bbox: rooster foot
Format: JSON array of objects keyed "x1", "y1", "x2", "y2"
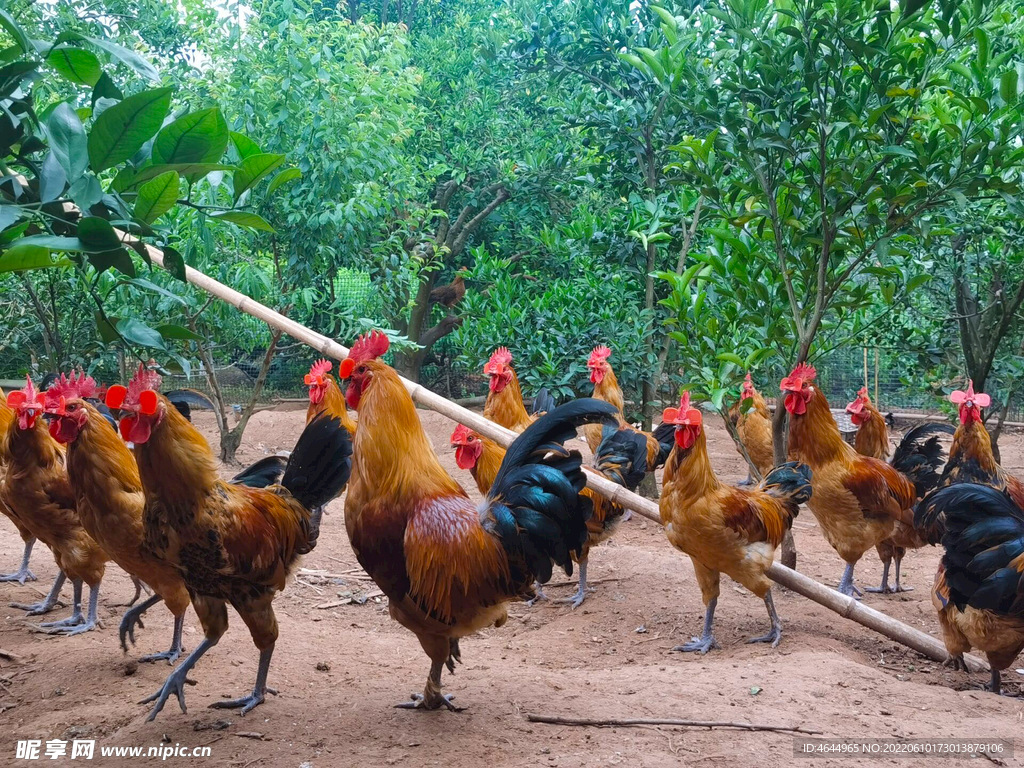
[
  {"x1": 943, "y1": 654, "x2": 968, "y2": 672},
  {"x1": 11, "y1": 599, "x2": 64, "y2": 616},
  {"x1": 865, "y1": 583, "x2": 913, "y2": 594},
  {"x1": 141, "y1": 666, "x2": 198, "y2": 720},
  {"x1": 555, "y1": 586, "x2": 592, "y2": 610},
  {"x1": 209, "y1": 687, "x2": 277, "y2": 716},
  {"x1": 672, "y1": 634, "x2": 719, "y2": 654},
  {"x1": 140, "y1": 647, "x2": 184, "y2": 665},
  {"x1": 395, "y1": 692, "x2": 464, "y2": 712},
  {"x1": 445, "y1": 639, "x2": 462, "y2": 674},
  {"x1": 746, "y1": 626, "x2": 782, "y2": 648},
  {"x1": 0, "y1": 567, "x2": 37, "y2": 584},
  {"x1": 35, "y1": 612, "x2": 97, "y2": 636},
  {"x1": 621, "y1": 509, "x2": 633, "y2": 522},
  {"x1": 525, "y1": 585, "x2": 549, "y2": 607}
]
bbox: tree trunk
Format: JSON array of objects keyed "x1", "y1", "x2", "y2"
[
  {"x1": 771, "y1": 397, "x2": 797, "y2": 569},
  {"x1": 641, "y1": 240, "x2": 657, "y2": 431},
  {"x1": 219, "y1": 327, "x2": 283, "y2": 463}
]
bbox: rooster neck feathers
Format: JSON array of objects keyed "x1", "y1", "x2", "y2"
[
  {"x1": 788, "y1": 386, "x2": 849, "y2": 465},
  {"x1": 664, "y1": 427, "x2": 720, "y2": 500},
  {"x1": 591, "y1": 365, "x2": 624, "y2": 415}
]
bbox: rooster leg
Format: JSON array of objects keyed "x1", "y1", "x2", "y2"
[
  {"x1": 837, "y1": 563, "x2": 862, "y2": 598},
  {"x1": 555, "y1": 559, "x2": 591, "y2": 609},
  {"x1": 397, "y1": 634, "x2": 464, "y2": 712},
  {"x1": 672, "y1": 597, "x2": 720, "y2": 654},
  {"x1": 39, "y1": 580, "x2": 101, "y2": 635},
  {"x1": 446, "y1": 638, "x2": 462, "y2": 674},
  {"x1": 525, "y1": 583, "x2": 549, "y2": 606},
  {"x1": 120, "y1": 593, "x2": 163, "y2": 651},
  {"x1": 11, "y1": 570, "x2": 65, "y2": 615},
  {"x1": 139, "y1": 613, "x2": 186, "y2": 665},
  {"x1": 746, "y1": 590, "x2": 783, "y2": 648},
  {"x1": 864, "y1": 560, "x2": 893, "y2": 594},
  {"x1": 988, "y1": 669, "x2": 1002, "y2": 695},
  {"x1": 209, "y1": 645, "x2": 276, "y2": 715},
  {"x1": 892, "y1": 550, "x2": 912, "y2": 592},
  {"x1": 122, "y1": 576, "x2": 153, "y2": 608},
  {"x1": 0, "y1": 538, "x2": 37, "y2": 584},
  {"x1": 142, "y1": 636, "x2": 218, "y2": 721},
  {"x1": 621, "y1": 509, "x2": 633, "y2": 522}
]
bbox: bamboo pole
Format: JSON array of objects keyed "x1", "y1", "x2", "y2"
[{"x1": 107, "y1": 227, "x2": 985, "y2": 671}]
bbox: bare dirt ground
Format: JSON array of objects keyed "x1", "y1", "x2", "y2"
[{"x1": 2, "y1": 407, "x2": 1024, "y2": 767}]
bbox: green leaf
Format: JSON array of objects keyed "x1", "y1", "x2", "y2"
[
  {"x1": 126, "y1": 277, "x2": 186, "y2": 306},
  {"x1": 999, "y1": 70, "x2": 1018, "y2": 104},
  {"x1": 39, "y1": 151, "x2": 66, "y2": 202},
  {"x1": 617, "y1": 53, "x2": 647, "y2": 72},
  {"x1": 0, "y1": 244, "x2": 70, "y2": 272},
  {"x1": 128, "y1": 163, "x2": 234, "y2": 187},
  {"x1": 229, "y1": 131, "x2": 261, "y2": 160},
  {"x1": 650, "y1": 6, "x2": 678, "y2": 32},
  {"x1": 156, "y1": 323, "x2": 203, "y2": 341},
  {"x1": 906, "y1": 273, "x2": 931, "y2": 292},
  {"x1": 15, "y1": 235, "x2": 89, "y2": 252},
  {"x1": 91, "y1": 72, "x2": 122, "y2": 105},
  {"x1": 133, "y1": 170, "x2": 179, "y2": 224},
  {"x1": 89, "y1": 247, "x2": 135, "y2": 276},
  {"x1": 882, "y1": 145, "x2": 915, "y2": 158},
  {"x1": 46, "y1": 45, "x2": 101, "y2": 86},
  {"x1": 82, "y1": 36, "x2": 159, "y2": 82},
  {"x1": 266, "y1": 167, "x2": 301, "y2": 196},
  {"x1": 46, "y1": 102, "x2": 88, "y2": 182},
  {"x1": 975, "y1": 28, "x2": 990, "y2": 71},
  {"x1": 87, "y1": 86, "x2": 172, "y2": 171},
  {"x1": 209, "y1": 211, "x2": 275, "y2": 232},
  {"x1": 161, "y1": 245, "x2": 187, "y2": 281},
  {"x1": 95, "y1": 312, "x2": 120, "y2": 344},
  {"x1": 233, "y1": 153, "x2": 285, "y2": 201},
  {"x1": 0, "y1": 10, "x2": 30, "y2": 54},
  {"x1": 77, "y1": 216, "x2": 122, "y2": 251},
  {"x1": 152, "y1": 107, "x2": 228, "y2": 165},
  {"x1": 716, "y1": 352, "x2": 746, "y2": 366},
  {"x1": 117, "y1": 317, "x2": 165, "y2": 349}
]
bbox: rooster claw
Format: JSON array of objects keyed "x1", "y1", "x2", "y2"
[
  {"x1": 943, "y1": 654, "x2": 968, "y2": 672},
  {"x1": 672, "y1": 634, "x2": 719, "y2": 654},
  {"x1": 11, "y1": 599, "x2": 64, "y2": 616},
  {"x1": 140, "y1": 648, "x2": 183, "y2": 665},
  {"x1": 209, "y1": 687, "x2": 276, "y2": 716},
  {"x1": 746, "y1": 627, "x2": 782, "y2": 648},
  {"x1": 395, "y1": 692, "x2": 463, "y2": 712},
  {"x1": 445, "y1": 639, "x2": 462, "y2": 674},
  {"x1": 0, "y1": 568, "x2": 37, "y2": 584},
  {"x1": 141, "y1": 670, "x2": 198, "y2": 721}
]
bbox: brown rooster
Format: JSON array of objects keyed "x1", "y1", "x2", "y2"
[
  {"x1": 451, "y1": 420, "x2": 647, "y2": 608},
  {"x1": 341, "y1": 330, "x2": 613, "y2": 709},
  {"x1": 2, "y1": 377, "x2": 108, "y2": 633},
  {"x1": 781, "y1": 364, "x2": 947, "y2": 597},
  {"x1": 105, "y1": 365, "x2": 352, "y2": 720},
  {"x1": 0, "y1": 384, "x2": 40, "y2": 584},
  {"x1": 728, "y1": 373, "x2": 774, "y2": 482},
  {"x1": 428, "y1": 269, "x2": 467, "y2": 308},
  {"x1": 481, "y1": 347, "x2": 553, "y2": 433},
  {"x1": 44, "y1": 371, "x2": 191, "y2": 662},
  {"x1": 660, "y1": 392, "x2": 812, "y2": 652}
]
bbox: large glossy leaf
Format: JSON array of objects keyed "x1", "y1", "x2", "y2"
[
  {"x1": 16, "y1": 235, "x2": 89, "y2": 252},
  {"x1": 156, "y1": 324, "x2": 203, "y2": 341},
  {"x1": 133, "y1": 170, "x2": 179, "y2": 224},
  {"x1": 91, "y1": 72, "x2": 122, "y2": 105},
  {"x1": 117, "y1": 317, "x2": 165, "y2": 349},
  {"x1": 233, "y1": 153, "x2": 285, "y2": 201},
  {"x1": 46, "y1": 45, "x2": 101, "y2": 86},
  {"x1": 78, "y1": 216, "x2": 123, "y2": 251},
  {"x1": 89, "y1": 247, "x2": 135, "y2": 276},
  {"x1": 39, "y1": 151, "x2": 66, "y2": 202},
  {"x1": 87, "y1": 86, "x2": 172, "y2": 171},
  {"x1": 210, "y1": 211, "x2": 275, "y2": 232},
  {"x1": 161, "y1": 245, "x2": 187, "y2": 282},
  {"x1": 152, "y1": 107, "x2": 228, "y2": 165},
  {"x1": 128, "y1": 163, "x2": 234, "y2": 187},
  {"x1": 0, "y1": 244, "x2": 70, "y2": 272},
  {"x1": 229, "y1": 131, "x2": 261, "y2": 160},
  {"x1": 266, "y1": 167, "x2": 301, "y2": 196},
  {"x1": 82, "y1": 36, "x2": 159, "y2": 82},
  {"x1": 46, "y1": 102, "x2": 88, "y2": 181},
  {"x1": 0, "y1": 10, "x2": 30, "y2": 54}
]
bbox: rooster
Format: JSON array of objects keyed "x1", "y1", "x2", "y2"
[
  {"x1": 917, "y1": 483, "x2": 1024, "y2": 694},
  {"x1": 660, "y1": 392, "x2": 812, "y2": 652},
  {"x1": 340, "y1": 330, "x2": 615, "y2": 710},
  {"x1": 781, "y1": 363, "x2": 948, "y2": 597},
  {"x1": 428, "y1": 269, "x2": 468, "y2": 308},
  {"x1": 2, "y1": 377, "x2": 108, "y2": 634},
  {"x1": 451, "y1": 421, "x2": 647, "y2": 608},
  {"x1": 43, "y1": 371, "x2": 191, "y2": 662},
  {"x1": 482, "y1": 347, "x2": 554, "y2": 433},
  {"x1": 0, "y1": 385, "x2": 39, "y2": 585},
  {"x1": 846, "y1": 388, "x2": 953, "y2": 593},
  {"x1": 727, "y1": 373, "x2": 775, "y2": 483},
  {"x1": 304, "y1": 358, "x2": 357, "y2": 435},
  {"x1": 105, "y1": 365, "x2": 352, "y2": 720}
]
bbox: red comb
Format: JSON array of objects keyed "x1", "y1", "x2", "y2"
[
  {"x1": 125, "y1": 363, "x2": 162, "y2": 406},
  {"x1": 662, "y1": 392, "x2": 702, "y2": 426},
  {"x1": 588, "y1": 346, "x2": 612, "y2": 365},
  {"x1": 348, "y1": 330, "x2": 390, "y2": 364},
  {"x1": 744, "y1": 373, "x2": 753, "y2": 384},
  {"x1": 857, "y1": 386, "x2": 868, "y2": 399},
  {"x1": 790, "y1": 362, "x2": 816, "y2": 382},
  {"x1": 46, "y1": 371, "x2": 98, "y2": 405},
  {"x1": 7, "y1": 376, "x2": 42, "y2": 410},
  {"x1": 451, "y1": 424, "x2": 472, "y2": 444},
  {"x1": 950, "y1": 380, "x2": 991, "y2": 408},
  {"x1": 305, "y1": 359, "x2": 332, "y2": 384},
  {"x1": 489, "y1": 347, "x2": 513, "y2": 367}
]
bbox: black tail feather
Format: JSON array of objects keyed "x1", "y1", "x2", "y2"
[
  {"x1": 594, "y1": 424, "x2": 648, "y2": 491},
  {"x1": 281, "y1": 413, "x2": 352, "y2": 513},
  {"x1": 484, "y1": 399, "x2": 617, "y2": 586},
  {"x1": 531, "y1": 388, "x2": 557, "y2": 415},
  {"x1": 651, "y1": 421, "x2": 676, "y2": 469},
  {"x1": 760, "y1": 461, "x2": 813, "y2": 509},
  {"x1": 890, "y1": 421, "x2": 954, "y2": 498},
  {"x1": 164, "y1": 389, "x2": 216, "y2": 423},
  {"x1": 230, "y1": 454, "x2": 289, "y2": 488}
]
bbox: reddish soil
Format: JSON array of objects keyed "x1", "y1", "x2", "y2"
[{"x1": 2, "y1": 408, "x2": 1024, "y2": 767}]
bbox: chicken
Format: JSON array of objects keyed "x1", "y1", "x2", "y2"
[
  {"x1": 781, "y1": 363, "x2": 948, "y2": 597},
  {"x1": 2, "y1": 377, "x2": 108, "y2": 634},
  {"x1": 105, "y1": 365, "x2": 352, "y2": 720},
  {"x1": 583, "y1": 345, "x2": 675, "y2": 491},
  {"x1": 482, "y1": 347, "x2": 553, "y2": 433},
  {"x1": 429, "y1": 269, "x2": 467, "y2": 308},
  {"x1": 340, "y1": 330, "x2": 614, "y2": 710},
  {"x1": 917, "y1": 483, "x2": 1024, "y2": 694},
  {"x1": 846, "y1": 388, "x2": 953, "y2": 593},
  {"x1": 43, "y1": 371, "x2": 191, "y2": 663},
  {"x1": 304, "y1": 358, "x2": 357, "y2": 434},
  {"x1": 451, "y1": 421, "x2": 647, "y2": 608},
  {"x1": 727, "y1": 373, "x2": 774, "y2": 482},
  {"x1": 660, "y1": 392, "x2": 812, "y2": 652},
  {"x1": 0, "y1": 384, "x2": 40, "y2": 584},
  {"x1": 846, "y1": 387, "x2": 890, "y2": 460}
]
